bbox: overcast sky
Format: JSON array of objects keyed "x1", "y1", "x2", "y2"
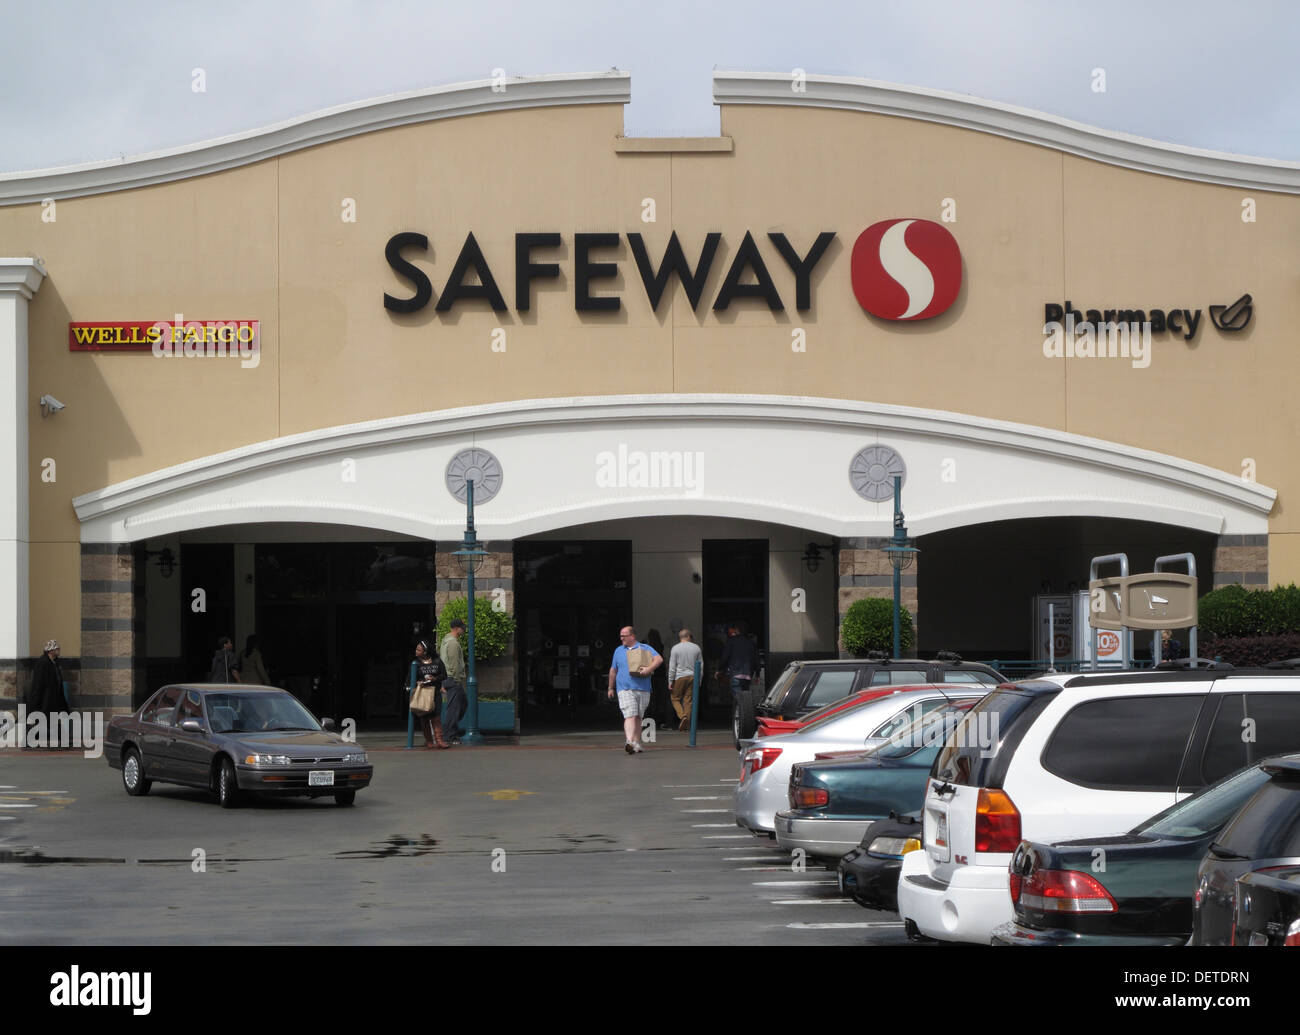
[{"x1": 1, "y1": 0, "x2": 1297, "y2": 173}]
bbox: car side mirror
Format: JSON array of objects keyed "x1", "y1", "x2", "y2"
[
  {"x1": 180, "y1": 719, "x2": 206, "y2": 734},
  {"x1": 321, "y1": 717, "x2": 337, "y2": 732}
]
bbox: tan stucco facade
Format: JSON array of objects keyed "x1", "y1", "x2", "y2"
[{"x1": 1, "y1": 74, "x2": 1295, "y2": 663}]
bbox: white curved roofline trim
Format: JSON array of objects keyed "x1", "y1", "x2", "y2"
[
  {"x1": 0, "y1": 72, "x2": 630, "y2": 206},
  {"x1": 713, "y1": 71, "x2": 1300, "y2": 194},
  {"x1": 72, "y1": 394, "x2": 1276, "y2": 523}
]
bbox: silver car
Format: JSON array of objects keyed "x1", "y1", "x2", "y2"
[{"x1": 733, "y1": 686, "x2": 973, "y2": 838}]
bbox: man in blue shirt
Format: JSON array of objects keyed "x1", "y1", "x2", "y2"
[{"x1": 607, "y1": 625, "x2": 663, "y2": 754}]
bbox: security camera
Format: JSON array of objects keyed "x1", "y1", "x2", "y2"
[{"x1": 39, "y1": 394, "x2": 66, "y2": 416}]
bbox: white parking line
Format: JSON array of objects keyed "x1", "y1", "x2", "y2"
[
  {"x1": 737, "y1": 866, "x2": 789, "y2": 871},
  {"x1": 663, "y1": 784, "x2": 737, "y2": 788},
  {"x1": 692, "y1": 823, "x2": 736, "y2": 828},
  {"x1": 769, "y1": 899, "x2": 856, "y2": 905},
  {"x1": 701, "y1": 835, "x2": 753, "y2": 839},
  {"x1": 673, "y1": 796, "x2": 727, "y2": 801},
  {"x1": 0, "y1": 804, "x2": 37, "y2": 809},
  {"x1": 680, "y1": 809, "x2": 730, "y2": 813},
  {"x1": 752, "y1": 880, "x2": 838, "y2": 887},
  {"x1": 787, "y1": 922, "x2": 904, "y2": 930},
  {"x1": 720, "y1": 778, "x2": 739, "y2": 782},
  {"x1": 723, "y1": 856, "x2": 791, "y2": 862},
  {"x1": 9, "y1": 790, "x2": 70, "y2": 795}
]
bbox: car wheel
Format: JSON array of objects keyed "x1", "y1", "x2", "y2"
[
  {"x1": 122, "y1": 747, "x2": 151, "y2": 797},
  {"x1": 216, "y1": 757, "x2": 241, "y2": 809},
  {"x1": 334, "y1": 790, "x2": 356, "y2": 806},
  {"x1": 733, "y1": 688, "x2": 758, "y2": 749},
  {"x1": 904, "y1": 918, "x2": 937, "y2": 944}
]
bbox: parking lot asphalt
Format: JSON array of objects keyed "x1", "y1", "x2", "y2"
[{"x1": 0, "y1": 728, "x2": 908, "y2": 945}]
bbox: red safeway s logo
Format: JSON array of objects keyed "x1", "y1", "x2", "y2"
[{"x1": 850, "y1": 218, "x2": 962, "y2": 321}]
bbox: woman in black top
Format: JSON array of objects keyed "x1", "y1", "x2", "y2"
[{"x1": 413, "y1": 640, "x2": 447, "y2": 749}]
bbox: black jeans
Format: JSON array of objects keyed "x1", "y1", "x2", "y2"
[{"x1": 442, "y1": 678, "x2": 467, "y2": 737}]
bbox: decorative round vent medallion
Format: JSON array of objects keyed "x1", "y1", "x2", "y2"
[
  {"x1": 446, "y1": 448, "x2": 503, "y2": 504},
  {"x1": 849, "y1": 445, "x2": 906, "y2": 502}
]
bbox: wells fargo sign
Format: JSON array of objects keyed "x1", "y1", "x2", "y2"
[{"x1": 68, "y1": 319, "x2": 260, "y2": 353}]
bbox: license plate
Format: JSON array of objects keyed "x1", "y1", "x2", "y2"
[
  {"x1": 308, "y1": 770, "x2": 335, "y2": 787},
  {"x1": 1248, "y1": 932, "x2": 1269, "y2": 946},
  {"x1": 837, "y1": 870, "x2": 844, "y2": 894},
  {"x1": 926, "y1": 807, "x2": 950, "y2": 862}
]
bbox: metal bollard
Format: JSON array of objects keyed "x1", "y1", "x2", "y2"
[
  {"x1": 688, "y1": 657, "x2": 702, "y2": 747},
  {"x1": 405, "y1": 660, "x2": 418, "y2": 750}
]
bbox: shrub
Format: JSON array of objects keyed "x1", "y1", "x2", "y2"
[
  {"x1": 436, "y1": 596, "x2": 516, "y2": 663},
  {"x1": 1201, "y1": 633, "x2": 1300, "y2": 667},
  {"x1": 1199, "y1": 583, "x2": 1300, "y2": 637},
  {"x1": 841, "y1": 596, "x2": 914, "y2": 656}
]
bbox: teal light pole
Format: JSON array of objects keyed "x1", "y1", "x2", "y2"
[
  {"x1": 881, "y1": 475, "x2": 919, "y2": 658},
  {"x1": 453, "y1": 478, "x2": 488, "y2": 746}
]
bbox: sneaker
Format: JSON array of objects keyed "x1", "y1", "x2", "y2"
[
  {"x1": 631, "y1": 742, "x2": 644, "y2": 753},
  {"x1": 679, "y1": 717, "x2": 689, "y2": 731},
  {"x1": 624, "y1": 742, "x2": 635, "y2": 754}
]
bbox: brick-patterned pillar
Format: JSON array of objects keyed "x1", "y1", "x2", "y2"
[
  {"x1": 1213, "y1": 534, "x2": 1268, "y2": 589},
  {"x1": 436, "y1": 540, "x2": 516, "y2": 700},
  {"x1": 837, "y1": 536, "x2": 919, "y2": 658},
  {"x1": 80, "y1": 543, "x2": 138, "y2": 715}
]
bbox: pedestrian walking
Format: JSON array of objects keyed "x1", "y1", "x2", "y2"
[
  {"x1": 28, "y1": 639, "x2": 66, "y2": 746},
  {"x1": 208, "y1": 635, "x2": 242, "y2": 683},
  {"x1": 668, "y1": 627, "x2": 703, "y2": 731},
  {"x1": 240, "y1": 634, "x2": 271, "y2": 685},
  {"x1": 607, "y1": 625, "x2": 662, "y2": 753},
  {"x1": 718, "y1": 622, "x2": 758, "y2": 699},
  {"x1": 411, "y1": 639, "x2": 448, "y2": 748},
  {"x1": 440, "y1": 619, "x2": 468, "y2": 745}
]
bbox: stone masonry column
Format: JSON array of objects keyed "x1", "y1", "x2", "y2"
[
  {"x1": 0, "y1": 258, "x2": 46, "y2": 707},
  {"x1": 837, "y1": 536, "x2": 919, "y2": 658},
  {"x1": 80, "y1": 543, "x2": 138, "y2": 715},
  {"x1": 1213, "y1": 534, "x2": 1268, "y2": 589}
]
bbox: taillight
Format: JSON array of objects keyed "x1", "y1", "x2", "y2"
[
  {"x1": 975, "y1": 788, "x2": 1020, "y2": 853},
  {"x1": 792, "y1": 787, "x2": 829, "y2": 809},
  {"x1": 1018, "y1": 868, "x2": 1117, "y2": 914},
  {"x1": 740, "y1": 746, "x2": 782, "y2": 781},
  {"x1": 1286, "y1": 920, "x2": 1300, "y2": 946},
  {"x1": 1009, "y1": 871, "x2": 1022, "y2": 903}
]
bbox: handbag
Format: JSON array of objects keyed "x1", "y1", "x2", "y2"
[{"x1": 410, "y1": 682, "x2": 437, "y2": 715}]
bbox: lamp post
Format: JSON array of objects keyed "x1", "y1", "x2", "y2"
[
  {"x1": 452, "y1": 478, "x2": 488, "y2": 746},
  {"x1": 880, "y1": 475, "x2": 919, "y2": 658}
]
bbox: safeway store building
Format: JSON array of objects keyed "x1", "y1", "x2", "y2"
[{"x1": 1, "y1": 71, "x2": 1296, "y2": 729}]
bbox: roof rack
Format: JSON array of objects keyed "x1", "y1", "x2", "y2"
[{"x1": 933, "y1": 650, "x2": 964, "y2": 664}]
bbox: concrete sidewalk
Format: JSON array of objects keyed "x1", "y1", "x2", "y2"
[{"x1": 361, "y1": 724, "x2": 737, "y2": 750}]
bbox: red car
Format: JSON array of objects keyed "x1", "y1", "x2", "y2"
[{"x1": 754, "y1": 685, "x2": 953, "y2": 738}]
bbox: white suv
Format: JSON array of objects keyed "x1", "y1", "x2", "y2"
[{"x1": 897, "y1": 669, "x2": 1300, "y2": 944}]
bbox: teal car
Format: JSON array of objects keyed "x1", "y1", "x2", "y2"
[{"x1": 774, "y1": 701, "x2": 977, "y2": 863}]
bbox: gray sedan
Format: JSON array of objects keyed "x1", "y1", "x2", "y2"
[{"x1": 105, "y1": 684, "x2": 373, "y2": 807}]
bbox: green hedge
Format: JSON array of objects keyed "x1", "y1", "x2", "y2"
[
  {"x1": 1198, "y1": 583, "x2": 1300, "y2": 637},
  {"x1": 841, "y1": 596, "x2": 914, "y2": 656},
  {"x1": 435, "y1": 596, "x2": 516, "y2": 663}
]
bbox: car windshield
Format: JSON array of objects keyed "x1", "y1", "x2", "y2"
[
  {"x1": 873, "y1": 703, "x2": 974, "y2": 760},
  {"x1": 206, "y1": 693, "x2": 321, "y2": 734},
  {"x1": 1138, "y1": 763, "x2": 1273, "y2": 839}
]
